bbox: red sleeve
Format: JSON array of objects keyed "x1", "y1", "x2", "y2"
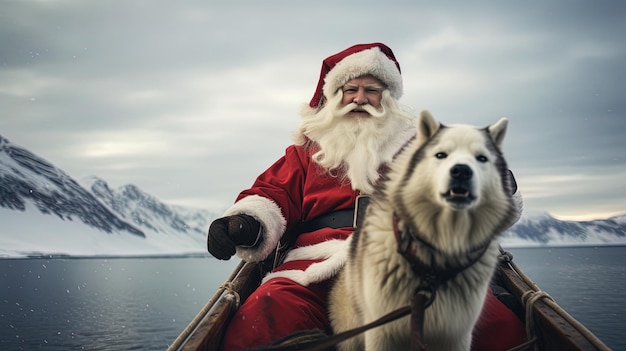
[{"x1": 236, "y1": 145, "x2": 308, "y2": 227}]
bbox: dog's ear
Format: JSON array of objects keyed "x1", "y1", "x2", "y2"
[
  {"x1": 488, "y1": 117, "x2": 508, "y2": 148},
  {"x1": 417, "y1": 110, "x2": 440, "y2": 144}
]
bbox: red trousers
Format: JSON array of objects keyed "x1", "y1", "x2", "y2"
[{"x1": 221, "y1": 277, "x2": 526, "y2": 350}]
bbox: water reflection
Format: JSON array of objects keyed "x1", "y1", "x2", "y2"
[{"x1": 1, "y1": 257, "x2": 238, "y2": 351}]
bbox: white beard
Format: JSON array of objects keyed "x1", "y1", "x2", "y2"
[{"x1": 293, "y1": 90, "x2": 416, "y2": 194}]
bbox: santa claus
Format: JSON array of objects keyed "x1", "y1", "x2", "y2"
[{"x1": 208, "y1": 43, "x2": 526, "y2": 350}]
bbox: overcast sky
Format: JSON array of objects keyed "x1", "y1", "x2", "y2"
[{"x1": 2, "y1": 1, "x2": 625, "y2": 221}]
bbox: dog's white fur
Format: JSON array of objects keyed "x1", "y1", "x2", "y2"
[{"x1": 328, "y1": 111, "x2": 520, "y2": 351}]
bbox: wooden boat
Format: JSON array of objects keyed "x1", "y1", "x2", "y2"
[{"x1": 167, "y1": 247, "x2": 611, "y2": 351}]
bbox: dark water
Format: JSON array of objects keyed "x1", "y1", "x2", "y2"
[
  {"x1": 506, "y1": 246, "x2": 626, "y2": 351},
  {"x1": 0, "y1": 256, "x2": 239, "y2": 351},
  {"x1": 0, "y1": 247, "x2": 624, "y2": 350}
]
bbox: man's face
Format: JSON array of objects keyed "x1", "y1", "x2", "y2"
[{"x1": 340, "y1": 75, "x2": 385, "y2": 117}]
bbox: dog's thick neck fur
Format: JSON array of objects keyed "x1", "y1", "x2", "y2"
[
  {"x1": 392, "y1": 212, "x2": 493, "y2": 285},
  {"x1": 360, "y1": 189, "x2": 507, "y2": 281}
]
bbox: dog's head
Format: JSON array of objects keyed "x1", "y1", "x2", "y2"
[
  {"x1": 410, "y1": 110, "x2": 511, "y2": 211},
  {"x1": 385, "y1": 110, "x2": 516, "y2": 249}
]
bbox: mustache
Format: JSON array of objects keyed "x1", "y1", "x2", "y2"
[{"x1": 333, "y1": 103, "x2": 386, "y2": 119}]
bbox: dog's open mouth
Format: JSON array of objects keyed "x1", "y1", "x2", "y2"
[{"x1": 443, "y1": 186, "x2": 475, "y2": 204}]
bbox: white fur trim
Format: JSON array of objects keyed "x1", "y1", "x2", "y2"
[
  {"x1": 323, "y1": 47, "x2": 402, "y2": 101},
  {"x1": 283, "y1": 238, "x2": 350, "y2": 262},
  {"x1": 223, "y1": 195, "x2": 287, "y2": 262},
  {"x1": 262, "y1": 238, "x2": 352, "y2": 286}
]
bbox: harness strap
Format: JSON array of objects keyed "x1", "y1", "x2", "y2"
[
  {"x1": 251, "y1": 305, "x2": 412, "y2": 351},
  {"x1": 411, "y1": 291, "x2": 431, "y2": 351}
]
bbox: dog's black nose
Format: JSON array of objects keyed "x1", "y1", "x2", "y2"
[{"x1": 451, "y1": 164, "x2": 473, "y2": 180}]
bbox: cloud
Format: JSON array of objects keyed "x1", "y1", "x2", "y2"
[{"x1": 1, "y1": 1, "x2": 625, "y2": 220}]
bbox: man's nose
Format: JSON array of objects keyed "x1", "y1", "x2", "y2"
[{"x1": 353, "y1": 89, "x2": 368, "y2": 105}]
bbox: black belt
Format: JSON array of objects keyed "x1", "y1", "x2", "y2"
[
  {"x1": 299, "y1": 209, "x2": 355, "y2": 233},
  {"x1": 265, "y1": 196, "x2": 371, "y2": 270},
  {"x1": 298, "y1": 195, "x2": 371, "y2": 233},
  {"x1": 264, "y1": 209, "x2": 354, "y2": 271}
]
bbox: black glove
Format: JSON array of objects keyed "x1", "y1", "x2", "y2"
[{"x1": 207, "y1": 214, "x2": 261, "y2": 260}]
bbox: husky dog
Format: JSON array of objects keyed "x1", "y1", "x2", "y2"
[{"x1": 328, "y1": 111, "x2": 521, "y2": 351}]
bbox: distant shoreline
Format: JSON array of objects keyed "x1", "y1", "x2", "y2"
[
  {"x1": 0, "y1": 252, "x2": 212, "y2": 260},
  {"x1": 2, "y1": 244, "x2": 625, "y2": 260},
  {"x1": 502, "y1": 243, "x2": 626, "y2": 250}
]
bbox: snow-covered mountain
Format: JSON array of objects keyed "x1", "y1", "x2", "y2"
[
  {"x1": 86, "y1": 176, "x2": 211, "y2": 240},
  {"x1": 1, "y1": 134, "x2": 625, "y2": 258},
  {"x1": 0, "y1": 134, "x2": 218, "y2": 258},
  {"x1": 501, "y1": 211, "x2": 626, "y2": 248}
]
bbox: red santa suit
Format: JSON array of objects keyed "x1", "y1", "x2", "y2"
[
  {"x1": 220, "y1": 144, "x2": 362, "y2": 349},
  {"x1": 217, "y1": 43, "x2": 526, "y2": 350}
]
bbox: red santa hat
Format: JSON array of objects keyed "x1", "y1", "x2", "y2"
[{"x1": 308, "y1": 43, "x2": 403, "y2": 108}]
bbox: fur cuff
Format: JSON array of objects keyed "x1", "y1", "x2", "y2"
[
  {"x1": 262, "y1": 238, "x2": 351, "y2": 286},
  {"x1": 223, "y1": 195, "x2": 286, "y2": 262}
]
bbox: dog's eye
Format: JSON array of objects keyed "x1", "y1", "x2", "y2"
[
  {"x1": 435, "y1": 152, "x2": 447, "y2": 159},
  {"x1": 476, "y1": 155, "x2": 488, "y2": 163}
]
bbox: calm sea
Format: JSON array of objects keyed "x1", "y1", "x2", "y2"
[
  {"x1": 504, "y1": 246, "x2": 625, "y2": 350},
  {"x1": 0, "y1": 246, "x2": 624, "y2": 351}
]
